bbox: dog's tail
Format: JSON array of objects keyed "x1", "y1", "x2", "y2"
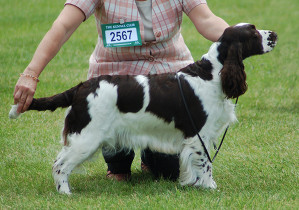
[
  {"x1": 28, "y1": 84, "x2": 80, "y2": 111},
  {"x1": 9, "y1": 83, "x2": 82, "y2": 119}
]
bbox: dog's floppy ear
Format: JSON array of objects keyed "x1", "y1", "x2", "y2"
[{"x1": 220, "y1": 42, "x2": 247, "y2": 99}]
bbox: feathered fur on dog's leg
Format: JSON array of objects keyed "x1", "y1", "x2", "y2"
[{"x1": 179, "y1": 138, "x2": 217, "y2": 189}]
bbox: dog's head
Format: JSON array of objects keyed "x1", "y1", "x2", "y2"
[{"x1": 218, "y1": 23, "x2": 278, "y2": 99}]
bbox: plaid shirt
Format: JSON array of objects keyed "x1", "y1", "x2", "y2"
[{"x1": 65, "y1": 0, "x2": 207, "y2": 79}]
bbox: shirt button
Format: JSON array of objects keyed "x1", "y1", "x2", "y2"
[
  {"x1": 155, "y1": 31, "x2": 162, "y2": 38},
  {"x1": 148, "y1": 56, "x2": 154, "y2": 62},
  {"x1": 119, "y1": 18, "x2": 125, "y2": 24}
]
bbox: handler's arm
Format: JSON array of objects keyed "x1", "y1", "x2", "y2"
[
  {"x1": 14, "y1": 5, "x2": 85, "y2": 113},
  {"x1": 188, "y1": 4, "x2": 229, "y2": 42}
]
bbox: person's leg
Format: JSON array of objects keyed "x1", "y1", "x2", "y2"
[
  {"x1": 102, "y1": 146, "x2": 135, "y2": 181},
  {"x1": 141, "y1": 148, "x2": 180, "y2": 181}
]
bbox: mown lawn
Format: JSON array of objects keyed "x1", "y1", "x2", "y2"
[{"x1": 0, "y1": 0, "x2": 298, "y2": 209}]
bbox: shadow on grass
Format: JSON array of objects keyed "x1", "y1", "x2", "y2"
[{"x1": 67, "y1": 171, "x2": 211, "y2": 196}]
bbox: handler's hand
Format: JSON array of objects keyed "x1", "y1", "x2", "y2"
[{"x1": 13, "y1": 76, "x2": 37, "y2": 113}]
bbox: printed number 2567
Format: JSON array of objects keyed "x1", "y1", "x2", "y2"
[{"x1": 110, "y1": 30, "x2": 132, "y2": 42}]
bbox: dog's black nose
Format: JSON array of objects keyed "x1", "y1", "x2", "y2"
[
  {"x1": 267, "y1": 32, "x2": 277, "y2": 48},
  {"x1": 268, "y1": 32, "x2": 278, "y2": 42}
]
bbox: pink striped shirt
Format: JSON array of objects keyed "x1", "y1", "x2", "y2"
[{"x1": 65, "y1": 0, "x2": 207, "y2": 79}]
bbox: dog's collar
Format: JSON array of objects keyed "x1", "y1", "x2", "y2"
[{"x1": 175, "y1": 73, "x2": 238, "y2": 163}]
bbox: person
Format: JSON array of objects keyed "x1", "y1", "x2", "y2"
[{"x1": 13, "y1": 0, "x2": 229, "y2": 181}]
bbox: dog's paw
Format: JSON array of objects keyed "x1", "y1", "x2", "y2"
[
  {"x1": 57, "y1": 182, "x2": 72, "y2": 195},
  {"x1": 54, "y1": 175, "x2": 72, "y2": 195},
  {"x1": 9, "y1": 105, "x2": 21, "y2": 119},
  {"x1": 200, "y1": 178, "x2": 217, "y2": 189},
  {"x1": 194, "y1": 175, "x2": 217, "y2": 189}
]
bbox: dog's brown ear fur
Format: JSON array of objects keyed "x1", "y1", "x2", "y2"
[{"x1": 220, "y1": 42, "x2": 247, "y2": 99}]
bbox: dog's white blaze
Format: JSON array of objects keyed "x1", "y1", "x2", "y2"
[{"x1": 235, "y1": 23, "x2": 250, "y2": 27}]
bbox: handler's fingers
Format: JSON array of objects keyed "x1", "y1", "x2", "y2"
[
  {"x1": 13, "y1": 88, "x2": 21, "y2": 105},
  {"x1": 13, "y1": 76, "x2": 37, "y2": 112},
  {"x1": 13, "y1": 86, "x2": 18, "y2": 99},
  {"x1": 22, "y1": 94, "x2": 33, "y2": 113},
  {"x1": 17, "y1": 94, "x2": 27, "y2": 113}
]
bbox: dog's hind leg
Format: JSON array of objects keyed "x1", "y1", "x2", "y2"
[
  {"x1": 52, "y1": 133, "x2": 103, "y2": 194},
  {"x1": 179, "y1": 138, "x2": 217, "y2": 189},
  {"x1": 52, "y1": 147, "x2": 73, "y2": 194}
]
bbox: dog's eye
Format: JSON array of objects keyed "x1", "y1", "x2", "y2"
[{"x1": 254, "y1": 32, "x2": 260, "y2": 38}]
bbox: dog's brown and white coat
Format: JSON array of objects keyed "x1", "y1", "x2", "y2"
[{"x1": 10, "y1": 23, "x2": 277, "y2": 194}]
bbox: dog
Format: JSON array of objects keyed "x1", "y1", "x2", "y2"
[{"x1": 9, "y1": 23, "x2": 277, "y2": 194}]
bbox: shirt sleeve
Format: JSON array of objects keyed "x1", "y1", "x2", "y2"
[
  {"x1": 183, "y1": 0, "x2": 207, "y2": 15},
  {"x1": 65, "y1": 0, "x2": 101, "y2": 21}
]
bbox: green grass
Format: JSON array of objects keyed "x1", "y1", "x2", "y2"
[{"x1": 1, "y1": 0, "x2": 298, "y2": 209}]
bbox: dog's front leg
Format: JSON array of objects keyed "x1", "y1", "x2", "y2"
[{"x1": 179, "y1": 137, "x2": 217, "y2": 189}]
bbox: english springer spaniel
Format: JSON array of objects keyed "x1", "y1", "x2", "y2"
[{"x1": 10, "y1": 23, "x2": 277, "y2": 194}]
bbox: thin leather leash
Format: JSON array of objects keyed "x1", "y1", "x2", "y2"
[{"x1": 176, "y1": 74, "x2": 238, "y2": 163}]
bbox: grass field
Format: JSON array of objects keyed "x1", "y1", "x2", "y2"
[{"x1": 1, "y1": 0, "x2": 298, "y2": 209}]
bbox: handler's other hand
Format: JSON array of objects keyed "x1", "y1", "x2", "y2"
[{"x1": 13, "y1": 76, "x2": 37, "y2": 113}]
